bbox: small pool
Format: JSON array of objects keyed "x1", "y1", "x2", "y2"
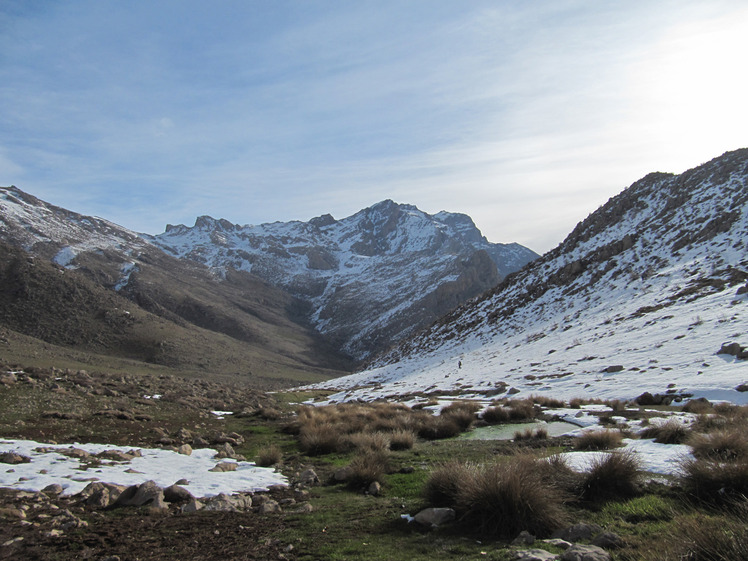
[{"x1": 458, "y1": 421, "x2": 579, "y2": 441}]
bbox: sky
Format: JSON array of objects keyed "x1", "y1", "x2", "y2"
[{"x1": 1, "y1": 1, "x2": 747, "y2": 254}]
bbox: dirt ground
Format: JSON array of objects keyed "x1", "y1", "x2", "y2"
[{"x1": 0, "y1": 489, "x2": 298, "y2": 561}]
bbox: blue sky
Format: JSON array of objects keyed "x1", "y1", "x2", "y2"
[{"x1": 1, "y1": 1, "x2": 747, "y2": 253}]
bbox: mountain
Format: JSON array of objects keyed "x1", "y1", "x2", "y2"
[
  {"x1": 0, "y1": 186, "x2": 353, "y2": 387},
  {"x1": 151, "y1": 200, "x2": 538, "y2": 359},
  {"x1": 312, "y1": 149, "x2": 748, "y2": 403}
]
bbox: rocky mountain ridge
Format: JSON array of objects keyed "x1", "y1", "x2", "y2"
[
  {"x1": 0, "y1": 186, "x2": 353, "y2": 386},
  {"x1": 313, "y1": 149, "x2": 748, "y2": 403},
  {"x1": 151, "y1": 199, "x2": 538, "y2": 359}
]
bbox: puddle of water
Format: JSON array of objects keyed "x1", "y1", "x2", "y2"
[{"x1": 458, "y1": 421, "x2": 578, "y2": 441}]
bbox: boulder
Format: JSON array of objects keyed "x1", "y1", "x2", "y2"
[
  {"x1": 0, "y1": 452, "x2": 31, "y2": 464},
  {"x1": 591, "y1": 532, "x2": 623, "y2": 549},
  {"x1": 41, "y1": 484, "x2": 63, "y2": 496},
  {"x1": 513, "y1": 530, "x2": 536, "y2": 546},
  {"x1": 552, "y1": 523, "x2": 603, "y2": 542},
  {"x1": 257, "y1": 499, "x2": 282, "y2": 515},
  {"x1": 114, "y1": 480, "x2": 166, "y2": 509},
  {"x1": 299, "y1": 468, "x2": 320, "y2": 486},
  {"x1": 413, "y1": 507, "x2": 456, "y2": 527},
  {"x1": 163, "y1": 485, "x2": 194, "y2": 503},
  {"x1": 560, "y1": 544, "x2": 611, "y2": 561},
  {"x1": 177, "y1": 443, "x2": 193, "y2": 456}
]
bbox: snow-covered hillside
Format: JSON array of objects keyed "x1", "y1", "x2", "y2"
[
  {"x1": 0, "y1": 186, "x2": 148, "y2": 279},
  {"x1": 152, "y1": 200, "x2": 538, "y2": 359},
  {"x1": 313, "y1": 149, "x2": 748, "y2": 403}
]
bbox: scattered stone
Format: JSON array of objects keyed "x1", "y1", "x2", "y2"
[
  {"x1": 718, "y1": 342, "x2": 748, "y2": 359},
  {"x1": 2, "y1": 537, "x2": 24, "y2": 546},
  {"x1": 413, "y1": 507, "x2": 456, "y2": 527},
  {"x1": 591, "y1": 532, "x2": 623, "y2": 549},
  {"x1": 42, "y1": 483, "x2": 63, "y2": 496},
  {"x1": 0, "y1": 507, "x2": 26, "y2": 520},
  {"x1": 514, "y1": 550, "x2": 559, "y2": 561},
  {"x1": 96, "y1": 450, "x2": 135, "y2": 462},
  {"x1": 203, "y1": 493, "x2": 253, "y2": 512},
  {"x1": 513, "y1": 530, "x2": 536, "y2": 546},
  {"x1": 175, "y1": 478, "x2": 190, "y2": 485},
  {"x1": 542, "y1": 539, "x2": 572, "y2": 550},
  {"x1": 51, "y1": 509, "x2": 88, "y2": 530},
  {"x1": 214, "y1": 442, "x2": 245, "y2": 461},
  {"x1": 0, "y1": 452, "x2": 31, "y2": 464},
  {"x1": 114, "y1": 480, "x2": 167, "y2": 509},
  {"x1": 292, "y1": 503, "x2": 314, "y2": 514},
  {"x1": 181, "y1": 498, "x2": 204, "y2": 513},
  {"x1": 258, "y1": 499, "x2": 282, "y2": 515},
  {"x1": 209, "y1": 461, "x2": 238, "y2": 472},
  {"x1": 299, "y1": 468, "x2": 320, "y2": 486},
  {"x1": 367, "y1": 481, "x2": 382, "y2": 496},
  {"x1": 177, "y1": 444, "x2": 193, "y2": 456},
  {"x1": 163, "y1": 485, "x2": 194, "y2": 503},
  {"x1": 602, "y1": 365, "x2": 624, "y2": 373},
  {"x1": 333, "y1": 466, "x2": 352, "y2": 482},
  {"x1": 560, "y1": 544, "x2": 611, "y2": 561},
  {"x1": 552, "y1": 523, "x2": 603, "y2": 542}
]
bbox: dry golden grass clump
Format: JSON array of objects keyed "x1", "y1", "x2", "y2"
[
  {"x1": 640, "y1": 419, "x2": 691, "y2": 444},
  {"x1": 346, "y1": 450, "x2": 390, "y2": 488},
  {"x1": 290, "y1": 400, "x2": 479, "y2": 454},
  {"x1": 255, "y1": 444, "x2": 283, "y2": 467},
  {"x1": 513, "y1": 426, "x2": 549, "y2": 441},
  {"x1": 574, "y1": 429, "x2": 625, "y2": 451},
  {"x1": 580, "y1": 450, "x2": 642, "y2": 502},
  {"x1": 482, "y1": 406, "x2": 510, "y2": 424},
  {"x1": 424, "y1": 455, "x2": 569, "y2": 538},
  {"x1": 688, "y1": 428, "x2": 748, "y2": 461}
]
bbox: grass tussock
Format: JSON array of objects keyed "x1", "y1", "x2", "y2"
[
  {"x1": 255, "y1": 444, "x2": 283, "y2": 467},
  {"x1": 347, "y1": 450, "x2": 390, "y2": 488},
  {"x1": 298, "y1": 422, "x2": 341, "y2": 455},
  {"x1": 681, "y1": 456, "x2": 748, "y2": 500},
  {"x1": 388, "y1": 429, "x2": 416, "y2": 451},
  {"x1": 454, "y1": 455, "x2": 569, "y2": 538},
  {"x1": 689, "y1": 428, "x2": 748, "y2": 461},
  {"x1": 574, "y1": 429, "x2": 624, "y2": 451},
  {"x1": 581, "y1": 450, "x2": 641, "y2": 502},
  {"x1": 672, "y1": 513, "x2": 748, "y2": 560},
  {"x1": 482, "y1": 406, "x2": 510, "y2": 424},
  {"x1": 513, "y1": 427, "x2": 548, "y2": 441},
  {"x1": 341, "y1": 431, "x2": 391, "y2": 453},
  {"x1": 530, "y1": 395, "x2": 565, "y2": 409},
  {"x1": 640, "y1": 419, "x2": 691, "y2": 444},
  {"x1": 424, "y1": 459, "x2": 478, "y2": 507}
]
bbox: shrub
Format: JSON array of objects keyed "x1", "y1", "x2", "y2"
[
  {"x1": 574, "y1": 429, "x2": 624, "y2": 451},
  {"x1": 441, "y1": 401, "x2": 480, "y2": 431},
  {"x1": 456, "y1": 456, "x2": 568, "y2": 538},
  {"x1": 681, "y1": 456, "x2": 748, "y2": 500},
  {"x1": 568, "y1": 398, "x2": 583, "y2": 409},
  {"x1": 683, "y1": 398, "x2": 713, "y2": 414},
  {"x1": 672, "y1": 514, "x2": 748, "y2": 560},
  {"x1": 581, "y1": 450, "x2": 641, "y2": 502},
  {"x1": 341, "y1": 431, "x2": 391, "y2": 453},
  {"x1": 640, "y1": 419, "x2": 691, "y2": 444},
  {"x1": 482, "y1": 406, "x2": 510, "y2": 424},
  {"x1": 389, "y1": 429, "x2": 416, "y2": 451},
  {"x1": 347, "y1": 450, "x2": 390, "y2": 488},
  {"x1": 424, "y1": 459, "x2": 477, "y2": 507},
  {"x1": 418, "y1": 416, "x2": 462, "y2": 440},
  {"x1": 255, "y1": 445, "x2": 283, "y2": 467},
  {"x1": 531, "y1": 395, "x2": 565, "y2": 409},
  {"x1": 299, "y1": 422, "x2": 341, "y2": 455},
  {"x1": 513, "y1": 427, "x2": 548, "y2": 441},
  {"x1": 689, "y1": 429, "x2": 748, "y2": 461},
  {"x1": 506, "y1": 399, "x2": 537, "y2": 421}
]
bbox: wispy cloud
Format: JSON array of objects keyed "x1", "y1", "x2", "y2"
[{"x1": 1, "y1": 1, "x2": 746, "y2": 252}]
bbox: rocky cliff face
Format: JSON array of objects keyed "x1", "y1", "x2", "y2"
[{"x1": 152, "y1": 200, "x2": 538, "y2": 359}]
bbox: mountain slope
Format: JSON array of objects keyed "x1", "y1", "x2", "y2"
[
  {"x1": 0, "y1": 186, "x2": 353, "y2": 386},
  {"x1": 152, "y1": 200, "x2": 538, "y2": 359},
  {"x1": 314, "y1": 149, "x2": 748, "y2": 403}
]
